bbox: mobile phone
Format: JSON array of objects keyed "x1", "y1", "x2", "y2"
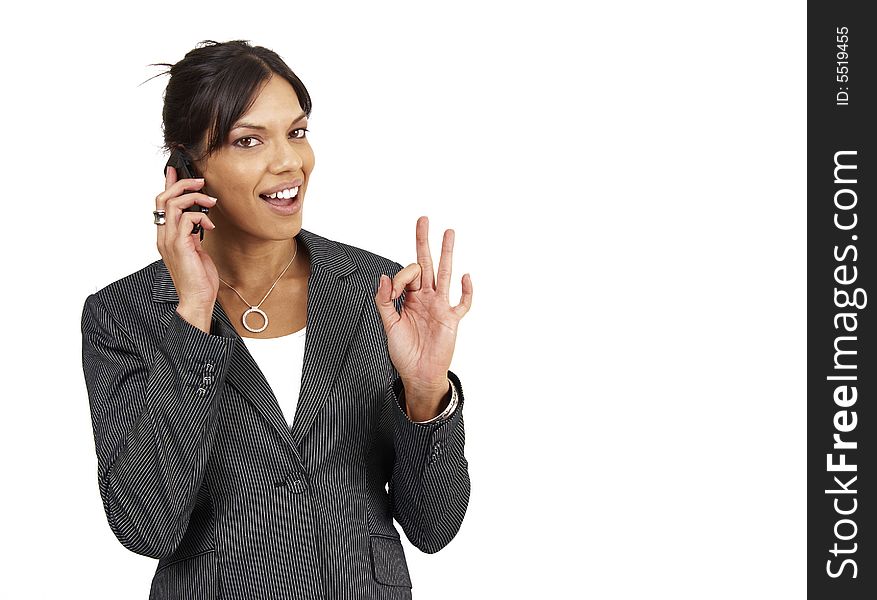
[{"x1": 164, "y1": 148, "x2": 209, "y2": 241}]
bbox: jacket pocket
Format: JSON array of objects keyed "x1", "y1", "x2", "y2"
[
  {"x1": 150, "y1": 549, "x2": 218, "y2": 599},
  {"x1": 369, "y1": 535, "x2": 412, "y2": 588}
]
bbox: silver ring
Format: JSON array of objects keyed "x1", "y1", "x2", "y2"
[{"x1": 153, "y1": 210, "x2": 166, "y2": 226}]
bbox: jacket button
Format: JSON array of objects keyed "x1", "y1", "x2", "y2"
[
  {"x1": 288, "y1": 477, "x2": 308, "y2": 494},
  {"x1": 204, "y1": 362, "x2": 214, "y2": 372},
  {"x1": 197, "y1": 387, "x2": 207, "y2": 396},
  {"x1": 202, "y1": 375, "x2": 214, "y2": 385},
  {"x1": 427, "y1": 442, "x2": 443, "y2": 464}
]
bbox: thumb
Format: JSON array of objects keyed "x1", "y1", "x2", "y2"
[
  {"x1": 165, "y1": 164, "x2": 176, "y2": 187},
  {"x1": 374, "y1": 274, "x2": 400, "y2": 329}
]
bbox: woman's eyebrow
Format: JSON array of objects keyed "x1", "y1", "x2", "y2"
[{"x1": 231, "y1": 112, "x2": 307, "y2": 131}]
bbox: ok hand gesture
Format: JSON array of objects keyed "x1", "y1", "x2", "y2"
[{"x1": 374, "y1": 216, "x2": 473, "y2": 421}]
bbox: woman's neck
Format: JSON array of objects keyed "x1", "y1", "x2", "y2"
[{"x1": 201, "y1": 234, "x2": 308, "y2": 292}]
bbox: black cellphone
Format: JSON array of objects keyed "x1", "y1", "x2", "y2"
[{"x1": 164, "y1": 148, "x2": 209, "y2": 241}]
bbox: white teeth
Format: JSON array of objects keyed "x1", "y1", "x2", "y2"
[{"x1": 265, "y1": 187, "x2": 299, "y2": 199}]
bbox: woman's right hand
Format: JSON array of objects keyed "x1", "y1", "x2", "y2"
[{"x1": 156, "y1": 165, "x2": 219, "y2": 332}]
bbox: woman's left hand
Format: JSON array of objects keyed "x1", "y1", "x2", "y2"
[{"x1": 374, "y1": 216, "x2": 473, "y2": 421}]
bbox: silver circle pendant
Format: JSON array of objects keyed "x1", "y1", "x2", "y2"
[{"x1": 242, "y1": 306, "x2": 269, "y2": 333}]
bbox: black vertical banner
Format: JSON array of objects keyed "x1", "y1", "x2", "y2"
[{"x1": 809, "y1": 2, "x2": 874, "y2": 598}]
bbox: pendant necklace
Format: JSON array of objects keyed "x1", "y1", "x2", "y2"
[{"x1": 218, "y1": 240, "x2": 298, "y2": 334}]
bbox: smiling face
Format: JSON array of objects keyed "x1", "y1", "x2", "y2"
[{"x1": 194, "y1": 74, "x2": 314, "y2": 241}]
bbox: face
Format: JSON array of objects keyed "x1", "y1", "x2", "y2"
[{"x1": 194, "y1": 75, "x2": 314, "y2": 240}]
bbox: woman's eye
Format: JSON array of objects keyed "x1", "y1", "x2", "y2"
[
  {"x1": 234, "y1": 136, "x2": 260, "y2": 148},
  {"x1": 291, "y1": 128, "x2": 309, "y2": 140}
]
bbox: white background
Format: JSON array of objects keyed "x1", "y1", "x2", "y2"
[{"x1": 0, "y1": 1, "x2": 805, "y2": 598}]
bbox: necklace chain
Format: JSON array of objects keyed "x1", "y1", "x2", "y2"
[{"x1": 217, "y1": 239, "x2": 298, "y2": 333}]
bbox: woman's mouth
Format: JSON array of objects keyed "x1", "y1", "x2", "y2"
[
  {"x1": 259, "y1": 186, "x2": 302, "y2": 215},
  {"x1": 259, "y1": 186, "x2": 299, "y2": 206}
]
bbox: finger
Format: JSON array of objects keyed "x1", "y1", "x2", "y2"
[
  {"x1": 163, "y1": 193, "x2": 217, "y2": 239},
  {"x1": 391, "y1": 263, "x2": 422, "y2": 299},
  {"x1": 164, "y1": 192, "x2": 217, "y2": 214},
  {"x1": 157, "y1": 166, "x2": 177, "y2": 248},
  {"x1": 374, "y1": 274, "x2": 401, "y2": 330},
  {"x1": 452, "y1": 273, "x2": 473, "y2": 319},
  {"x1": 435, "y1": 229, "x2": 454, "y2": 300},
  {"x1": 168, "y1": 210, "x2": 216, "y2": 249},
  {"x1": 155, "y1": 166, "x2": 177, "y2": 249},
  {"x1": 156, "y1": 177, "x2": 206, "y2": 210},
  {"x1": 415, "y1": 216, "x2": 435, "y2": 290}
]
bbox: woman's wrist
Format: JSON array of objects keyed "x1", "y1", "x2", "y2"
[
  {"x1": 402, "y1": 378, "x2": 458, "y2": 423},
  {"x1": 176, "y1": 303, "x2": 214, "y2": 334}
]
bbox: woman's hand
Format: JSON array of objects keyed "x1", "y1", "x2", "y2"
[
  {"x1": 157, "y1": 165, "x2": 219, "y2": 333},
  {"x1": 374, "y1": 216, "x2": 473, "y2": 421}
]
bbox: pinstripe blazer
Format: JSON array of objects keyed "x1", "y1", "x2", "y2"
[{"x1": 80, "y1": 228, "x2": 470, "y2": 600}]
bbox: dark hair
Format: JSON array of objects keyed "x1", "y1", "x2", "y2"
[{"x1": 147, "y1": 40, "x2": 312, "y2": 161}]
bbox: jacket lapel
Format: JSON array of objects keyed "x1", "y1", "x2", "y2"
[
  {"x1": 150, "y1": 228, "x2": 366, "y2": 456},
  {"x1": 290, "y1": 230, "x2": 366, "y2": 449}
]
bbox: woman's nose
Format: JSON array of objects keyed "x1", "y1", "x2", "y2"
[{"x1": 270, "y1": 139, "x2": 304, "y2": 173}]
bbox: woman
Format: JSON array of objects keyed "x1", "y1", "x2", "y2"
[{"x1": 81, "y1": 40, "x2": 472, "y2": 600}]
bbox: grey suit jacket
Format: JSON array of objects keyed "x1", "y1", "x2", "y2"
[{"x1": 80, "y1": 228, "x2": 470, "y2": 600}]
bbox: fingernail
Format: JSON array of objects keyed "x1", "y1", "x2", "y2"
[{"x1": 209, "y1": 196, "x2": 218, "y2": 202}]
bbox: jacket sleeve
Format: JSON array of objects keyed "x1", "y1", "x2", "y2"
[
  {"x1": 387, "y1": 370, "x2": 471, "y2": 553},
  {"x1": 80, "y1": 293, "x2": 236, "y2": 559}
]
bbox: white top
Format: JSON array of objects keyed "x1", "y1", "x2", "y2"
[{"x1": 240, "y1": 327, "x2": 307, "y2": 428}]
